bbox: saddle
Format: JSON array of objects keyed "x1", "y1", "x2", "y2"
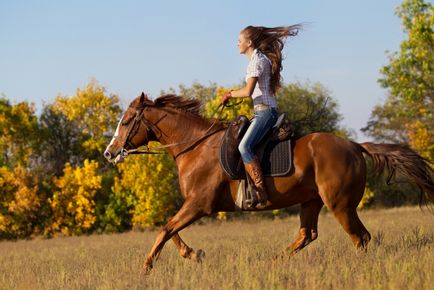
[{"x1": 219, "y1": 114, "x2": 293, "y2": 180}]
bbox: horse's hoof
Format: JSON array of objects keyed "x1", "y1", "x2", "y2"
[
  {"x1": 287, "y1": 249, "x2": 298, "y2": 257},
  {"x1": 192, "y1": 249, "x2": 205, "y2": 263},
  {"x1": 272, "y1": 253, "x2": 285, "y2": 263},
  {"x1": 142, "y1": 263, "x2": 153, "y2": 275}
]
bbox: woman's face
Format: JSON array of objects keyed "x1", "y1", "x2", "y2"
[{"x1": 237, "y1": 33, "x2": 251, "y2": 54}]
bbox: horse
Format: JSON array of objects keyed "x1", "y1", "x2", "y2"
[{"x1": 104, "y1": 93, "x2": 434, "y2": 273}]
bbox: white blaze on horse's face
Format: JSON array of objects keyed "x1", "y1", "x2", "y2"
[
  {"x1": 108, "y1": 116, "x2": 123, "y2": 148},
  {"x1": 104, "y1": 115, "x2": 125, "y2": 162}
]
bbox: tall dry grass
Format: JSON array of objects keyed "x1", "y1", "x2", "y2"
[{"x1": 0, "y1": 206, "x2": 433, "y2": 290}]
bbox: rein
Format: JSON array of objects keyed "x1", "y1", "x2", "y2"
[{"x1": 122, "y1": 101, "x2": 239, "y2": 157}]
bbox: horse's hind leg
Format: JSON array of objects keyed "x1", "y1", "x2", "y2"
[
  {"x1": 172, "y1": 233, "x2": 205, "y2": 262},
  {"x1": 311, "y1": 134, "x2": 371, "y2": 250},
  {"x1": 332, "y1": 207, "x2": 371, "y2": 250},
  {"x1": 287, "y1": 198, "x2": 324, "y2": 255},
  {"x1": 318, "y1": 183, "x2": 371, "y2": 249}
]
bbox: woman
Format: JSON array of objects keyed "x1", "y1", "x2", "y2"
[{"x1": 222, "y1": 25, "x2": 301, "y2": 209}]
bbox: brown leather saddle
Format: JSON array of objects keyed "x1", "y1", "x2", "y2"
[{"x1": 219, "y1": 114, "x2": 293, "y2": 180}]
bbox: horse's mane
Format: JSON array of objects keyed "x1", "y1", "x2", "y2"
[
  {"x1": 130, "y1": 93, "x2": 204, "y2": 118},
  {"x1": 130, "y1": 93, "x2": 225, "y2": 128},
  {"x1": 154, "y1": 94, "x2": 202, "y2": 116}
]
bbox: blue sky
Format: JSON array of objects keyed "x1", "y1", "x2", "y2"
[{"x1": 1, "y1": 0, "x2": 406, "y2": 140}]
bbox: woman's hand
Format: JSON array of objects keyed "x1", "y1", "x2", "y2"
[{"x1": 221, "y1": 91, "x2": 232, "y2": 105}]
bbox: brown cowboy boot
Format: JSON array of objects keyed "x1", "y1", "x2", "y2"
[{"x1": 244, "y1": 158, "x2": 269, "y2": 209}]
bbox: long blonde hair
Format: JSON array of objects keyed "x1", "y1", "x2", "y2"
[{"x1": 241, "y1": 25, "x2": 302, "y2": 94}]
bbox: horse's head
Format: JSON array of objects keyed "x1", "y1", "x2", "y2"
[{"x1": 104, "y1": 92, "x2": 156, "y2": 163}]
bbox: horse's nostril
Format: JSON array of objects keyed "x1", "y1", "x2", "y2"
[{"x1": 104, "y1": 151, "x2": 113, "y2": 160}]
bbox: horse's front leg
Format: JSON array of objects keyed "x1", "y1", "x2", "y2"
[
  {"x1": 143, "y1": 201, "x2": 204, "y2": 273},
  {"x1": 172, "y1": 233, "x2": 205, "y2": 263}
]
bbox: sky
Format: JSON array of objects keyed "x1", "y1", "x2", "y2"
[{"x1": 0, "y1": 0, "x2": 407, "y2": 141}]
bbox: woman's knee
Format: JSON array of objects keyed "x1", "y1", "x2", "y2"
[
  {"x1": 239, "y1": 142, "x2": 254, "y2": 163},
  {"x1": 238, "y1": 142, "x2": 249, "y2": 157}
]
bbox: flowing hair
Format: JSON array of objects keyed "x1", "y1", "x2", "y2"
[{"x1": 241, "y1": 24, "x2": 302, "y2": 94}]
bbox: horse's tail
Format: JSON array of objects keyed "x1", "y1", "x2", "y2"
[{"x1": 359, "y1": 142, "x2": 434, "y2": 208}]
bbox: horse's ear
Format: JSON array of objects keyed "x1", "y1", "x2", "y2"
[{"x1": 136, "y1": 92, "x2": 153, "y2": 107}]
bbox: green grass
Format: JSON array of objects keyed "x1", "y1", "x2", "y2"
[{"x1": 1, "y1": 207, "x2": 433, "y2": 290}]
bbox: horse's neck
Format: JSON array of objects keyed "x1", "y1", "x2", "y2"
[{"x1": 151, "y1": 109, "x2": 215, "y2": 155}]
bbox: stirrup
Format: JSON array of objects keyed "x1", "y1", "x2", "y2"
[{"x1": 245, "y1": 197, "x2": 257, "y2": 209}]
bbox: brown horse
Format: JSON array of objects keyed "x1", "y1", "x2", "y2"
[{"x1": 104, "y1": 93, "x2": 434, "y2": 273}]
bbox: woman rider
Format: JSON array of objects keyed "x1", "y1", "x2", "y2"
[{"x1": 221, "y1": 25, "x2": 301, "y2": 209}]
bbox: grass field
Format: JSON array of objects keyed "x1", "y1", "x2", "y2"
[{"x1": 0, "y1": 206, "x2": 433, "y2": 290}]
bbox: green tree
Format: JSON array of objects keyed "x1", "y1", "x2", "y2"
[
  {"x1": 36, "y1": 105, "x2": 83, "y2": 177},
  {"x1": 361, "y1": 0, "x2": 433, "y2": 208},
  {"x1": 0, "y1": 98, "x2": 39, "y2": 167},
  {"x1": 163, "y1": 81, "x2": 219, "y2": 104},
  {"x1": 276, "y1": 82, "x2": 352, "y2": 138},
  {"x1": 363, "y1": 0, "x2": 433, "y2": 160}
]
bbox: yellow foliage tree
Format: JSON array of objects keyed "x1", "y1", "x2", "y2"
[
  {"x1": 204, "y1": 87, "x2": 253, "y2": 121},
  {"x1": 358, "y1": 188, "x2": 375, "y2": 209},
  {"x1": 405, "y1": 120, "x2": 433, "y2": 161},
  {"x1": 52, "y1": 79, "x2": 121, "y2": 154},
  {"x1": 0, "y1": 165, "x2": 40, "y2": 239},
  {"x1": 112, "y1": 151, "x2": 180, "y2": 229},
  {"x1": 49, "y1": 159, "x2": 101, "y2": 235}
]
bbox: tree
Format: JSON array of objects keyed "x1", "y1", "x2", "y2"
[
  {"x1": 49, "y1": 159, "x2": 102, "y2": 236},
  {"x1": 361, "y1": 0, "x2": 433, "y2": 208},
  {"x1": 52, "y1": 79, "x2": 122, "y2": 161},
  {"x1": 111, "y1": 152, "x2": 181, "y2": 229},
  {"x1": 35, "y1": 105, "x2": 83, "y2": 177},
  {"x1": 363, "y1": 0, "x2": 433, "y2": 160},
  {"x1": 276, "y1": 82, "x2": 352, "y2": 138},
  {"x1": 204, "y1": 86, "x2": 254, "y2": 120},
  {"x1": 0, "y1": 165, "x2": 40, "y2": 239},
  {"x1": 0, "y1": 98, "x2": 39, "y2": 168},
  {"x1": 162, "y1": 81, "x2": 219, "y2": 104}
]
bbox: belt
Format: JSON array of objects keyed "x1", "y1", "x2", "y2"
[{"x1": 254, "y1": 104, "x2": 270, "y2": 111}]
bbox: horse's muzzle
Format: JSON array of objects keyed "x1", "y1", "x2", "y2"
[
  {"x1": 104, "y1": 150, "x2": 114, "y2": 161},
  {"x1": 104, "y1": 149, "x2": 126, "y2": 164}
]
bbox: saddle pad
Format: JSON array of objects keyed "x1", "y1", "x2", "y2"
[
  {"x1": 219, "y1": 137, "x2": 292, "y2": 180},
  {"x1": 260, "y1": 139, "x2": 292, "y2": 177}
]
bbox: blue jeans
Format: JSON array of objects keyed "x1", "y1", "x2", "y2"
[{"x1": 239, "y1": 107, "x2": 278, "y2": 163}]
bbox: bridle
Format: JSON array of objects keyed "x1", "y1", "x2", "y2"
[
  {"x1": 115, "y1": 103, "x2": 228, "y2": 159},
  {"x1": 113, "y1": 106, "x2": 160, "y2": 158}
]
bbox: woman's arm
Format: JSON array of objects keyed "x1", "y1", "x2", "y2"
[
  {"x1": 222, "y1": 77, "x2": 257, "y2": 104},
  {"x1": 230, "y1": 77, "x2": 258, "y2": 98}
]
